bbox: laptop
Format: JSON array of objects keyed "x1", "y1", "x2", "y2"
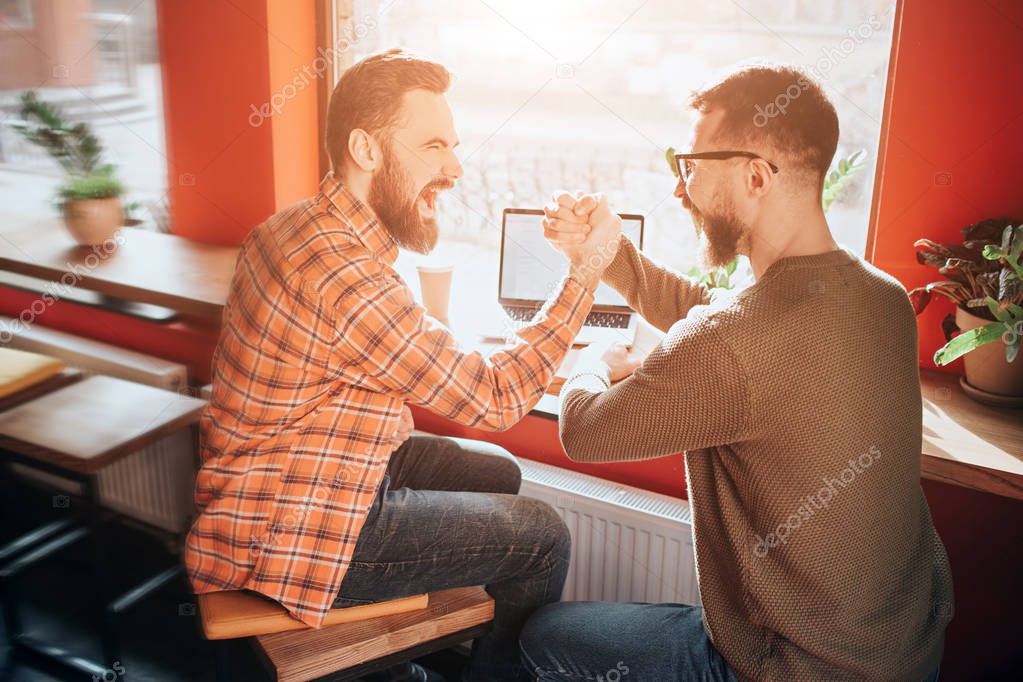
[{"x1": 496, "y1": 208, "x2": 645, "y2": 346}]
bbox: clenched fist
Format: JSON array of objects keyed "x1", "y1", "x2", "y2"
[{"x1": 543, "y1": 191, "x2": 622, "y2": 292}]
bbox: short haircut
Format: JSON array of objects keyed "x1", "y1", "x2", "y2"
[
  {"x1": 325, "y1": 48, "x2": 451, "y2": 171},
  {"x1": 689, "y1": 63, "x2": 839, "y2": 184}
]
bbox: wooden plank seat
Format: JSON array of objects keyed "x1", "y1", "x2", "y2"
[
  {"x1": 197, "y1": 590, "x2": 430, "y2": 640},
  {"x1": 199, "y1": 586, "x2": 495, "y2": 682}
]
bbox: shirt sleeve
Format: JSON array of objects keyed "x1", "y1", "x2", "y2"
[
  {"x1": 558, "y1": 317, "x2": 751, "y2": 462},
  {"x1": 336, "y1": 257, "x2": 594, "y2": 431},
  {"x1": 602, "y1": 235, "x2": 711, "y2": 333}
]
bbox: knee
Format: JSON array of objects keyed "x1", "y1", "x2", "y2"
[
  {"x1": 462, "y1": 438, "x2": 521, "y2": 493},
  {"x1": 486, "y1": 443, "x2": 522, "y2": 493},
  {"x1": 491, "y1": 446, "x2": 522, "y2": 494},
  {"x1": 519, "y1": 497, "x2": 571, "y2": 563}
]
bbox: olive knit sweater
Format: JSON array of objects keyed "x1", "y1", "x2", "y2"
[{"x1": 559, "y1": 236, "x2": 953, "y2": 681}]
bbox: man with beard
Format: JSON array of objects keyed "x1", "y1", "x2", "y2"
[
  {"x1": 185, "y1": 49, "x2": 622, "y2": 682},
  {"x1": 519, "y1": 64, "x2": 951, "y2": 681}
]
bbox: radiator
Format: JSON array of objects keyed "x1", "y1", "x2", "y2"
[
  {"x1": 1, "y1": 316, "x2": 197, "y2": 534},
  {"x1": 519, "y1": 458, "x2": 700, "y2": 606}
]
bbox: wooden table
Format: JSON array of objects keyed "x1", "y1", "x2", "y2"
[
  {"x1": 0, "y1": 213, "x2": 238, "y2": 321},
  {"x1": 919, "y1": 369, "x2": 1023, "y2": 500},
  {"x1": 0, "y1": 374, "x2": 206, "y2": 475}
]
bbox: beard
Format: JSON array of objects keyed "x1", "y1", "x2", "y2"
[
  {"x1": 689, "y1": 191, "x2": 750, "y2": 269},
  {"x1": 368, "y1": 144, "x2": 452, "y2": 255}
]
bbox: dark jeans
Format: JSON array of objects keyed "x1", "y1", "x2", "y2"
[
  {"x1": 520, "y1": 601, "x2": 738, "y2": 681},
  {"x1": 333, "y1": 435, "x2": 571, "y2": 682},
  {"x1": 520, "y1": 602, "x2": 943, "y2": 682}
]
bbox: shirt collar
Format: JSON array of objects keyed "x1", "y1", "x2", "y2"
[{"x1": 319, "y1": 171, "x2": 399, "y2": 268}]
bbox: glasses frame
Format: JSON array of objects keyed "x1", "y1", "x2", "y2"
[{"x1": 674, "y1": 151, "x2": 780, "y2": 183}]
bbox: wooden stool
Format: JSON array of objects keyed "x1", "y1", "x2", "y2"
[
  {"x1": 0, "y1": 374, "x2": 205, "y2": 681},
  {"x1": 198, "y1": 587, "x2": 495, "y2": 682}
]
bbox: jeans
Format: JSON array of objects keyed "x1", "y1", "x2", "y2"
[
  {"x1": 520, "y1": 601, "x2": 738, "y2": 681},
  {"x1": 333, "y1": 435, "x2": 571, "y2": 682},
  {"x1": 520, "y1": 602, "x2": 943, "y2": 682}
]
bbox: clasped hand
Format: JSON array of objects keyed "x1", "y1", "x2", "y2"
[{"x1": 544, "y1": 191, "x2": 642, "y2": 382}]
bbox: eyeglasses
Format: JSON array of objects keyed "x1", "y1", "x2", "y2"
[{"x1": 673, "y1": 151, "x2": 780, "y2": 183}]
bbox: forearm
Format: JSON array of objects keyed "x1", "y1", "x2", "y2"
[
  {"x1": 374, "y1": 273, "x2": 594, "y2": 432},
  {"x1": 558, "y1": 322, "x2": 750, "y2": 463},
  {"x1": 601, "y1": 235, "x2": 710, "y2": 332}
]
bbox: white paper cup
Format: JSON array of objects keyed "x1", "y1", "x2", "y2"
[{"x1": 417, "y1": 264, "x2": 454, "y2": 323}]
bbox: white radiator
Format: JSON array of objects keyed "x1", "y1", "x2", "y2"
[
  {"x1": 519, "y1": 458, "x2": 700, "y2": 606},
  {"x1": 1, "y1": 316, "x2": 197, "y2": 534}
]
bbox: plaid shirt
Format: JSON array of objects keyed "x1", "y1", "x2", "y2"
[{"x1": 184, "y1": 172, "x2": 593, "y2": 627}]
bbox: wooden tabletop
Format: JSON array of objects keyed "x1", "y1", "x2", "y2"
[
  {"x1": 0, "y1": 213, "x2": 238, "y2": 320},
  {"x1": 919, "y1": 369, "x2": 1023, "y2": 500},
  {"x1": 0, "y1": 375, "x2": 206, "y2": 475}
]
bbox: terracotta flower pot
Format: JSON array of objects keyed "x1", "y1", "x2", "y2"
[
  {"x1": 62, "y1": 197, "x2": 123, "y2": 246},
  {"x1": 955, "y1": 306, "x2": 1023, "y2": 400}
]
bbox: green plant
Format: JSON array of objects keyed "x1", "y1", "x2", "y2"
[
  {"x1": 123, "y1": 200, "x2": 143, "y2": 223},
  {"x1": 58, "y1": 171, "x2": 124, "y2": 203},
  {"x1": 911, "y1": 221, "x2": 1023, "y2": 364},
  {"x1": 663, "y1": 147, "x2": 867, "y2": 290},
  {"x1": 821, "y1": 150, "x2": 866, "y2": 212},
  {"x1": 684, "y1": 257, "x2": 738, "y2": 290},
  {"x1": 7, "y1": 91, "x2": 123, "y2": 204}
]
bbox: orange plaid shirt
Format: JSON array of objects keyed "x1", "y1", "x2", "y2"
[{"x1": 184, "y1": 172, "x2": 594, "y2": 627}]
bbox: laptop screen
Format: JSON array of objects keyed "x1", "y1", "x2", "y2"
[{"x1": 499, "y1": 209, "x2": 643, "y2": 309}]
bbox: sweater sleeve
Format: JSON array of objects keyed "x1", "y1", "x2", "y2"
[
  {"x1": 558, "y1": 318, "x2": 750, "y2": 463},
  {"x1": 602, "y1": 235, "x2": 711, "y2": 333}
]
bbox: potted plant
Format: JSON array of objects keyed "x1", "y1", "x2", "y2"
[
  {"x1": 8, "y1": 91, "x2": 126, "y2": 245},
  {"x1": 909, "y1": 220, "x2": 1023, "y2": 405}
]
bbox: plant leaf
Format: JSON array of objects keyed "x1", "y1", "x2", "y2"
[
  {"x1": 665, "y1": 147, "x2": 678, "y2": 178},
  {"x1": 933, "y1": 322, "x2": 1006, "y2": 365},
  {"x1": 984, "y1": 296, "x2": 1006, "y2": 321}
]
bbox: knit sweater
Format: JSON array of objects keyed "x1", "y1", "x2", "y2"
[{"x1": 559, "y1": 236, "x2": 954, "y2": 681}]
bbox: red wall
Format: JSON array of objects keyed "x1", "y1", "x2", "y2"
[
  {"x1": 866, "y1": 0, "x2": 1023, "y2": 678},
  {"x1": 157, "y1": 0, "x2": 320, "y2": 245},
  {"x1": 868, "y1": 0, "x2": 1023, "y2": 372}
]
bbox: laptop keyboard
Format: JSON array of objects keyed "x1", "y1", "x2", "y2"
[
  {"x1": 505, "y1": 307, "x2": 630, "y2": 329},
  {"x1": 506, "y1": 307, "x2": 541, "y2": 322},
  {"x1": 585, "y1": 311, "x2": 632, "y2": 328}
]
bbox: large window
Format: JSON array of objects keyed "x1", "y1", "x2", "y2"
[
  {"x1": 339, "y1": 0, "x2": 896, "y2": 285},
  {"x1": 0, "y1": 0, "x2": 167, "y2": 230}
]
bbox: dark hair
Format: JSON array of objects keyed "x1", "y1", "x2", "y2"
[
  {"x1": 326, "y1": 48, "x2": 450, "y2": 171},
  {"x1": 689, "y1": 63, "x2": 839, "y2": 184}
]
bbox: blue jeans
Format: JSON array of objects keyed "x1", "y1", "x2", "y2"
[
  {"x1": 520, "y1": 601, "x2": 738, "y2": 681},
  {"x1": 520, "y1": 602, "x2": 943, "y2": 682},
  {"x1": 333, "y1": 435, "x2": 571, "y2": 682}
]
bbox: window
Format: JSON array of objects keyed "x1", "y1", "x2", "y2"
[
  {"x1": 335, "y1": 0, "x2": 896, "y2": 302},
  {"x1": 0, "y1": 0, "x2": 167, "y2": 230}
]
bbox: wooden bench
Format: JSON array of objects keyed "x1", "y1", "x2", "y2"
[{"x1": 198, "y1": 586, "x2": 494, "y2": 682}]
